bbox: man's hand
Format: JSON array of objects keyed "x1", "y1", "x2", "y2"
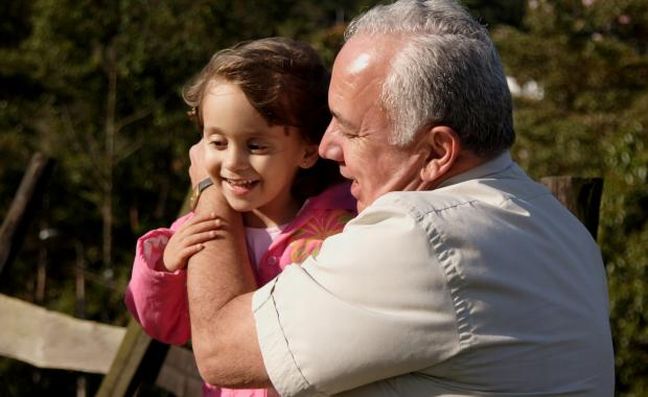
[
  {"x1": 162, "y1": 213, "x2": 223, "y2": 272},
  {"x1": 189, "y1": 140, "x2": 211, "y2": 187}
]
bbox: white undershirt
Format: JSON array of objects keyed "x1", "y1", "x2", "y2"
[{"x1": 245, "y1": 225, "x2": 286, "y2": 270}]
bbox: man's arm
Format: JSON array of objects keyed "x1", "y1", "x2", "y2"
[{"x1": 186, "y1": 143, "x2": 271, "y2": 388}]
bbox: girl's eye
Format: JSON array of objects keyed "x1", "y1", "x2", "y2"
[
  {"x1": 209, "y1": 138, "x2": 227, "y2": 149},
  {"x1": 247, "y1": 141, "x2": 269, "y2": 153}
]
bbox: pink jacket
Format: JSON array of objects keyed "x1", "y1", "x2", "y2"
[{"x1": 124, "y1": 182, "x2": 355, "y2": 397}]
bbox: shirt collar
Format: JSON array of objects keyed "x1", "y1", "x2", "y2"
[{"x1": 438, "y1": 151, "x2": 514, "y2": 189}]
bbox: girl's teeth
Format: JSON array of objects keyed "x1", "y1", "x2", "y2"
[{"x1": 227, "y1": 179, "x2": 255, "y2": 187}]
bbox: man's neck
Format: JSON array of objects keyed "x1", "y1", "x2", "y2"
[{"x1": 423, "y1": 150, "x2": 496, "y2": 191}]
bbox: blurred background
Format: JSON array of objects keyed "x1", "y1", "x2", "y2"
[{"x1": 0, "y1": 0, "x2": 646, "y2": 395}]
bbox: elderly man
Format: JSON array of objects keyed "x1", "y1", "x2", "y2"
[{"x1": 186, "y1": 0, "x2": 614, "y2": 395}]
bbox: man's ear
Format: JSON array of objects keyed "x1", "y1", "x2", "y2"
[
  {"x1": 419, "y1": 126, "x2": 461, "y2": 183},
  {"x1": 300, "y1": 144, "x2": 319, "y2": 169}
]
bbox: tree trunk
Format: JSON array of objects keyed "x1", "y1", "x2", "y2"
[
  {"x1": 103, "y1": 44, "x2": 117, "y2": 270},
  {"x1": 0, "y1": 153, "x2": 55, "y2": 277}
]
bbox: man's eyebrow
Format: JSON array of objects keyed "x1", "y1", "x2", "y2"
[{"x1": 331, "y1": 111, "x2": 356, "y2": 131}]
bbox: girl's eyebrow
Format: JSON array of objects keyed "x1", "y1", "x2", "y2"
[
  {"x1": 203, "y1": 126, "x2": 224, "y2": 136},
  {"x1": 203, "y1": 126, "x2": 278, "y2": 140}
]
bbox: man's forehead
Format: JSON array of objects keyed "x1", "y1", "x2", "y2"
[
  {"x1": 347, "y1": 52, "x2": 372, "y2": 75},
  {"x1": 334, "y1": 35, "x2": 391, "y2": 76},
  {"x1": 333, "y1": 34, "x2": 404, "y2": 90}
]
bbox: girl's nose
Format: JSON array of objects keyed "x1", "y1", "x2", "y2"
[{"x1": 223, "y1": 147, "x2": 248, "y2": 171}]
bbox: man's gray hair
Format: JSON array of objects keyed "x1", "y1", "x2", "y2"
[{"x1": 345, "y1": 0, "x2": 514, "y2": 156}]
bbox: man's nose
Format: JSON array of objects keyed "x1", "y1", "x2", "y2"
[{"x1": 319, "y1": 124, "x2": 343, "y2": 162}]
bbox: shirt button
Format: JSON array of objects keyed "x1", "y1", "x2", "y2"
[{"x1": 267, "y1": 256, "x2": 278, "y2": 266}]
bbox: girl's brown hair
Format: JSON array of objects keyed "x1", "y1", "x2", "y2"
[{"x1": 183, "y1": 37, "x2": 343, "y2": 201}]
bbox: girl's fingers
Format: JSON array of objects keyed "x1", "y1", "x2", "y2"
[
  {"x1": 182, "y1": 230, "x2": 219, "y2": 247},
  {"x1": 178, "y1": 216, "x2": 223, "y2": 236},
  {"x1": 182, "y1": 244, "x2": 204, "y2": 257},
  {"x1": 179, "y1": 221, "x2": 221, "y2": 241},
  {"x1": 186, "y1": 212, "x2": 218, "y2": 223},
  {"x1": 166, "y1": 244, "x2": 204, "y2": 272}
]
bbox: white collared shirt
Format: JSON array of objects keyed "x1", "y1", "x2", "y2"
[{"x1": 253, "y1": 152, "x2": 614, "y2": 396}]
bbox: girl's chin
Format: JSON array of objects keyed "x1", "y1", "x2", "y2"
[{"x1": 224, "y1": 195, "x2": 257, "y2": 213}]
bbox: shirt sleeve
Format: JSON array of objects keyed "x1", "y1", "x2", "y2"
[
  {"x1": 252, "y1": 199, "x2": 460, "y2": 396},
  {"x1": 124, "y1": 213, "x2": 194, "y2": 345}
]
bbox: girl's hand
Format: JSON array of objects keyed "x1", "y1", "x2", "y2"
[{"x1": 163, "y1": 213, "x2": 223, "y2": 272}]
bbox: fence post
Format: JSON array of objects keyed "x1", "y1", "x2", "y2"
[
  {"x1": 95, "y1": 319, "x2": 170, "y2": 397},
  {"x1": 540, "y1": 176, "x2": 603, "y2": 241}
]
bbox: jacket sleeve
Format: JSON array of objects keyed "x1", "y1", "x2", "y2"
[{"x1": 124, "y1": 213, "x2": 193, "y2": 345}]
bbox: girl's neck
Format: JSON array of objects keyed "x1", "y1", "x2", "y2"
[{"x1": 243, "y1": 198, "x2": 304, "y2": 229}]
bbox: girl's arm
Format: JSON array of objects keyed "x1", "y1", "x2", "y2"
[{"x1": 124, "y1": 214, "x2": 193, "y2": 345}]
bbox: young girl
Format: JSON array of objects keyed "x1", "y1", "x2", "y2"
[{"x1": 125, "y1": 37, "x2": 355, "y2": 396}]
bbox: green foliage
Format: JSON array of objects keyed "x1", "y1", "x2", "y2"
[
  {"x1": 493, "y1": 1, "x2": 648, "y2": 394},
  {"x1": 462, "y1": 0, "x2": 526, "y2": 28}
]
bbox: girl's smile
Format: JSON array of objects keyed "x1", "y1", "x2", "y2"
[{"x1": 222, "y1": 177, "x2": 259, "y2": 196}]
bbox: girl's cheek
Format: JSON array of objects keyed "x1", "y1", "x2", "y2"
[
  {"x1": 203, "y1": 150, "x2": 222, "y2": 176},
  {"x1": 250, "y1": 155, "x2": 275, "y2": 169}
]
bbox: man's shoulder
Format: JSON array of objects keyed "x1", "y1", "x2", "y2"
[
  {"x1": 370, "y1": 178, "x2": 544, "y2": 218},
  {"x1": 369, "y1": 190, "x2": 470, "y2": 220}
]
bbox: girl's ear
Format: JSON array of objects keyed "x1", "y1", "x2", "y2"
[
  {"x1": 419, "y1": 125, "x2": 461, "y2": 183},
  {"x1": 300, "y1": 144, "x2": 319, "y2": 169}
]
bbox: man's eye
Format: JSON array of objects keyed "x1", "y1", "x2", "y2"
[{"x1": 332, "y1": 119, "x2": 358, "y2": 139}]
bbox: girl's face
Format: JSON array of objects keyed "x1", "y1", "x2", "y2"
[{"x1": 201, "y1": 80, "x2": 317, "y2": 228}]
